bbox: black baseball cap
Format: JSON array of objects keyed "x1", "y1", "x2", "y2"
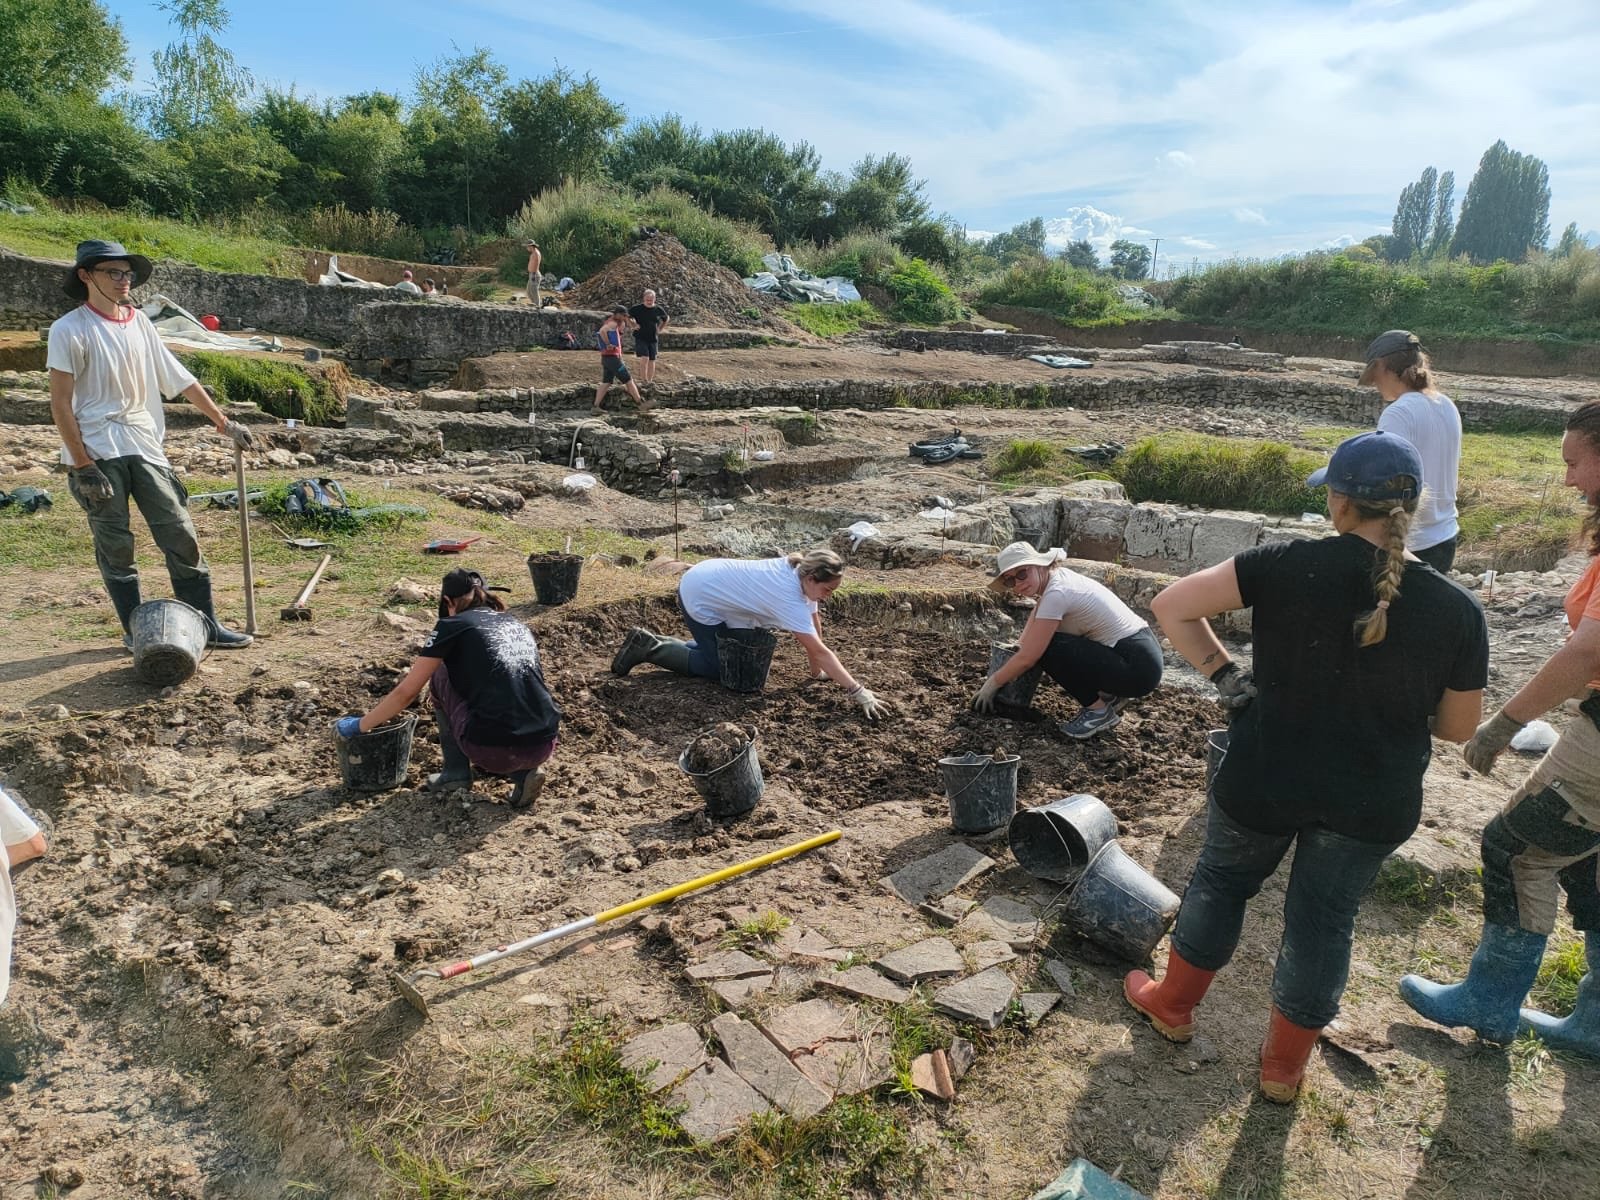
[{"x1": 1307, "y1": 431, "x2": 1422, "y2": 501}]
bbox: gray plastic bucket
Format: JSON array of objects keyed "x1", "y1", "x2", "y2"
[
  {"x1": 528, "y1": 553, "x2": 583, "y2": 605},
  {"x1": 129, "y1": 599, "x2": 209, "y2": 687},
  {"x1": 716, "y1": 627, "x2": 778, "y2": 693},
  {"x1": 939, "y1": 751, "x2": 1020, "y2": 834},
  {"x1": 989, "y1": 643, "x2": 1044, "y2": 708},
  {"x1": 1007, "y1": 793, "x2": 1119, "y2": 884},
  {"x1": 1061, "y1": 842, "x2": 1181, "y2": 962},
  {"x1": 1205, "y1": 729, "x2": 1229, "y2": 792},
  {"x1": 336, "y1": 714, "x2": 417, "y2": 792},
  {"x1": 678, "y1": 732, "x2": 764, "y2": 819}
]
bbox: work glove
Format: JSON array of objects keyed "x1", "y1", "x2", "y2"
[
  {"x1": 335, "y1": 715, "x2": 364, "y2": 739},
  {"x1": 69, "y1": 462, "x2": 114, "y2": 504},
  {"x1": 1464, "y1": 710, "x2": 1525, "y2": 776},
  {"x1": 850, "y1": 685, "x2": 889, "y2": 721},
  {"x1": 1210, "y1": 661, "x2": 1257, "y2": 714},
  {"x1": 222, "y1": 419, "x2": 254, "y2": 450},
  {"x1": 971, "y1": 677, "x2": 1000, "y2": 714}
]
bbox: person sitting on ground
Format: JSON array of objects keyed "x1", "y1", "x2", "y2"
[
  {"x1": 392, "y1": 270, "x2": 422, "y2": 295},
  {"x1": 972, "y1": 543, "x2": 1163, "y2": 739},
  {"x1": 1363, "y1": 329, "x2": 1462, "y2": 573},
  {"x1": 1, "y1": 785, "x2": 50, "y2": 1009},
  {"x1": 336, "y1": 570, "x2": 560, "y2": 808},
  {"x1": 593, "y1": 305, "x2": 647, "y2": 415},
  {"x1": 421, "y1": 278, "x2": 437, "y2": 296},
  {"x1": 628, "y1": 289, "x2": 670, "y2": 386},
  {"x1": 1399, "y1": 401, "x2": 1600, "y2": 1060},
  {"x1": 1124, "y1": 431, "x2": 1488, "y2": 1104},
  {"x1": 610, "y1": 550, "x2": 889, "y2": 720}
]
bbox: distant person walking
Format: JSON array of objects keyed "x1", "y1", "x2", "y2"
[
  {"x1": 393, "y1": 269, "x2": 422, "y2": 295},
  {"x1": 629, "y1": 289, "x2": 670, "y2": 385},
  {"x1": 1364, "y1": 329, "x2": 1462, "y2": 573},
  {"x1": 525, "y1": 241, "x2": 543, "y2": 306},
  {"x1": 593, "y1": 306, "x2": 646, "y2": 415}
]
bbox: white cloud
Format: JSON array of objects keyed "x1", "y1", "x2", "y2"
[
  {"x1": 1322, "y1": 235, "x2": 1359, "y2": 249},
  {"x1": 1158, "y1": 150, "x2": 1195, "y2": 170},
  {"x1": 1177, "y1": 236, "x2": 1218, "y2": 250},
  {"x1": 1232, "y1": 208, "x2": 1269, "y2": 226}
]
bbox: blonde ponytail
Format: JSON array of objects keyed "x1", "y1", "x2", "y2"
[{"x1": 1352, "y1": 497, "x2": 1414, "y2": 646}]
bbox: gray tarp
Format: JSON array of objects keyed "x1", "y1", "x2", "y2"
[
  {"x1": 142, "y1": 295, "x2": 282, "y2": 353},
  {"x1": 743, "y1": 253, "x2": 861, "y2": 304}
]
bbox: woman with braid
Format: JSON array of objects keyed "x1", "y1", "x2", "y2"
[
  {"x1": 1123, "y1": 431, "x2": 1488, "y2": 1102},
  {"x1": 1402, "y1": 402, "x2": 1600, "y2": 1058}
]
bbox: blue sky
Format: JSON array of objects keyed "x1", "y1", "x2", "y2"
[{"x1": 108, "y1": 0, "x2": 1597, "y2": 271}]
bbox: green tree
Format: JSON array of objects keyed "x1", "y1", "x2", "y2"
[
  {"x1": 141, "y1": 0, "x2": 253, "y2": 138},
  {"x1": 1428, "y1": 170, "x2": 1455, "y2": 258},
  {"x1": 607, "y1": 113, "x2": 704, "y2": 186},
  {"x1": 1389, "y1": 166, "x2": 1438, "y2": 261},
  {"x1": 0, "y1": 0, "x2": 128, "y2": 101},
  {"x1": 402, "y1": 47, "x2": 507, "y2": 228},
  {"x1": 1108, "y1": 238, "x2": 1152, "y2": 279},
  {"x1": 1553, "y1": 222, "x2": 1583, "y2": 259},
  {"x1": 491, "y1": 66, "x2": 625, "y2": 214},
  {"x1": 1060, "y1": 239, "x2": 1100, "y2": 271},
  {"x1": 983, "y1": 217, "x2": 1047, "y2": 263},
  {"x1": 894, "y1": 216, "x2": 966, "y2": 274},
  {"x1": 1451, "y1": 140, "x2": 1551, "y2": 263}
]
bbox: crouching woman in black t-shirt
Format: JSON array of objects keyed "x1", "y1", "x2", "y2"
[
  {"x1": 337, "y1": 570, "x2": 561, "y2": 808},
  {"x1": 1123, "y1": 431, "x2": 1488, "y2": 1103}
]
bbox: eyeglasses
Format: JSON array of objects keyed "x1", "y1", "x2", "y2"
[
  {"x1": 93, "y1": 268, "x2": 138, "y2": 283},
  {"x1": 998, "y1": 569, "x2": 1028, "y2": 588}
]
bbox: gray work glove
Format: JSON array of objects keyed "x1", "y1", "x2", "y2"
[
  {"x1": 850, "y1": 685, "x2": 889, "y2": 721},
  {"x1": 971, "y1": 677, "x2": 1000, "y2": 714},
  {"x1": 222, "y1": 419, "x2": 254, "y2": 450},
  {"x1": 1464, "y1": 710, "x2": 1525, "y2": 776},
  {"x1": 69, "y1": 462, "x2": 115, "y2": 504},
  {"x1": 1210, "y1": 661, "x2": 1257, "y2": 714}
]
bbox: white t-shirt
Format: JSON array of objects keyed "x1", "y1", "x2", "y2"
[
  {"x1": 679, "y1": 557, "x2": 818, "y2": 634},
  {"x1": 47, "y1": 304, "x2": 197, "y2": 467},
  {"x1": 1034, "y1": 568, "x2": 1147, "y2": 647},
  {"x1": 392, "y1": 280, "x2": 423, "y2": 294},
  {"x1": 0, "y1": 787, "x2": 41, "y2": 1009},
  {"x1": 1377, "y1": 390, "x2": 1461, "y2": 550}
]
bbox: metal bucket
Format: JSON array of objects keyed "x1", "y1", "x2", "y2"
[
  {"x1": 678, "y1": 732, "x2": 764, "y2": 819},
  {"x1": 989, "y1": 642, "x2": 1044, "y2": 708},
  {"x1": 1007, "y1": 794, "x2": 1119, "y2": 884},
  {"x1": 1061, "y1": 842, "x2": 1181, "y2": 962},
  {"x1": 129, "y1": 599, "x2": 209, "y2": 687},
  {"x1": 335, "y1": 714, "x2": 417, "y2": 792},
  {"x1": 939, "y1": 752, "x2": 1020, "y2": 834}
]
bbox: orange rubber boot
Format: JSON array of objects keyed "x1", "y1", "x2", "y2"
[
  {"x1": 1123, "y1": 950, "x2": 1217, "y2": 1042},
  {"x1": 1259, "y1": 1007, "x2": 1323, "y2": 1103}
]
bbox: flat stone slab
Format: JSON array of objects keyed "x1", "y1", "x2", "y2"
[
  {"x1": 882, "y1": 844, "x2": 996, "y2": 906},
  {"x1": 792, "y1": 1032, "x2": 894, "y2": 1098},
  {"x1": 670, "y1": 1059, "x2": 771, "y2": 1143},
  {"x1": 775, "y1": 926, "x2": 854, "y2": 962},
  {"x1": 910, "y1": 1050, "x2": 955, "y2": 1102},
  {"x1": 619, "y1": 1022, "x2": 708, "y2": 1093},
  {"x1": 918, "y1": 895, "x2": 975, "y2": 927},
  {"x1": 710, "y1": 1012, "x2": 830, "y2": 1119},
  {"x1": 817, "y1": 965, "x2": 913, "y2": 1004},
  {"x1": 934, "y1": 966, "x2": 1018, "y2": 1030},
  {"x1": 704, "y1": 972, "x2": 774, "y2": 1008},
  {"x1": 959, "y1": 896, "x2": 1041, "y2": 951},
  {"x1": 948, "y1": 1036, "x2": 976, "y2": 1080},
  {"x1": 687, "y1": 949, "x2": 771, "y2": 980},
  {"x1": 758, "y1": 997, "x2": 857, "y2": 1055},
  {"x1": 1042, "y1": 958, "x2": 1077, "y2": 997},
  {"x1": 968, "y1": 939, "x2": 1017, "y2": 971},
  {"x1": 1019, "y1": 991, "x2": 1062, "y2": 1028},
  {"x1": 875, "y1": 937, "x2": 966, "y2": 983}
]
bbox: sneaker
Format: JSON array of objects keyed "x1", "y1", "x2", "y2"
[{"x1": 1059, "y1": 704, "x2": 1122, "y2": 740}]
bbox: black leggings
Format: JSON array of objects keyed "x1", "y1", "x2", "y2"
[
  {"x1": 1414, "y1": 537, "x2": 1457, "y2": 574},
  {"x1": 1039, "y1": 626, "x2": 1163, "y2": 706}
]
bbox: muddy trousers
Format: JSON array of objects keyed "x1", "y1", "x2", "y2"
[
  {"x1": 429, "y1": 669, "x2": 556, "y2": 776},
  {"x1": 1170, "y1": 798, "x2": 1399, "y2": 1029},
  {"x1": 1039, "y1": 627, "x2": 1163, "y2": 706},
  {"x1": 1481, "y1": 712, "x2": 1600, "y2": 936},
  {"x1": 66, "y1": 455, "x2": 209, "y2": 633}
]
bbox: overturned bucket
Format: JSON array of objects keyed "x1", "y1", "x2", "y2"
[
  {"x1": 1061, "y1": 842, "x2": 1181, "y2": 962},
  {"x1": 130, "y1": 599, "x2": 209, "y2": 687},
  {"x1": 717, "y1": 627, "x2": 778, "y2": 694},
  {"x1": 939, "y1": 751, "x2": 1020, "y2": 834},
  {"x1": 679, "y1": 731, "x2": 764, "y2": 819},
  {"x1": 1007, "y1": 793, "x2": 1119, "y2": 884},
  {"x1": 1205, "y1": 729, "x2": 1229, "y2": 793},
  {"x1": 528, "y1": 553, "x2": 583, "y2": 605},
  {"x1": 336, "y1": 714, "x2": 417, "y2": 792},
  {"x1": 988, "y1": 642, "x2": 1044, "y2": 708}
]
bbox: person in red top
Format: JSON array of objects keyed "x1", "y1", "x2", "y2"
[
  {"x1": 592, "y1": 305, "x2": 646, "y2": 415},
  {"x1": 1401, "y1": 401, "x2": 1600, "y2": 1059}
]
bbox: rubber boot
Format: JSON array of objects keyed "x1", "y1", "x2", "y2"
[
  {"x1": 1399, "y1": 922, "x2": 1548, "y2": 1044},
  {"x1": 611, "y1": 627, "x2": 664, "y2": 676},
  {"x1": 1124, "y1": 949, "x2": 1218, "y2": 1043},
  {"x1": 1520, "y1": 935, "x2": 1600, "y2": 1059},
  {"x1": 508, "y1": 767, "x2": 546, "y2": 809},
  {"x1": 172, "y1": 576, "x2": 253, "y2": 649},
  {"x1": 644, "y1": 637, "x2": 695, "y2": 676},
  {"x1": 1260, "y1": 1007, "x2": 1323, "y2": 1104},
  {"x1": 423, "y1": 714, "x2": 472, "y2": 793},
  {"x1": 104, "y1": 577, "x2": 142, "y2": 652}
]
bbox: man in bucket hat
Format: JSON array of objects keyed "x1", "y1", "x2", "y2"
[{"x1": 47, "y1": 239, "x2": 256, "y2": 649}]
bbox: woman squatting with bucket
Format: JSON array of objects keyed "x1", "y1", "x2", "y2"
[
  {"x1": 336, "y1": 570, "x2": 562, "y2": 807},
  {"x1": 1399, "y1": 402, "x2": 1600, "y2": 1059},
  {"x1": 609, "y1": 550, "x2": 890, "y2": 720},
  {"x1": 971, "y1": 543, "x2": 1162, "y2": 739},
  {"x1": 1125, "y1": 431, "x2": 1488, "y2": 1102}
]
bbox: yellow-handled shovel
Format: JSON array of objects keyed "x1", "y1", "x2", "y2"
[{"x1": 392, "y1": 829, "x2": 842, "y2": 1016}]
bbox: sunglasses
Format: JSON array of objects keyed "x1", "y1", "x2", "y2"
[
  {"x1": 998, "y1": 568, "x2": 1029, "y2": 588},
  {"x1": 93, "y1": 267, "x2": 138, "y2": 283}
]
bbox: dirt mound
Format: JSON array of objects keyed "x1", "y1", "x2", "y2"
[
  {"x1": 684, "y1": 722, "x2": 753, "y2": 772},
  {"x1": 566, "y1": 234, "x2": 801, "y2": 334}
]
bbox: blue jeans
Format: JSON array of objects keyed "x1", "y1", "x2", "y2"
[
  {"x1": 678, "y1": 595, "x2": 727, "y2": 679},
  {"x1": 1171, "y1": 798, "x2": 1399, "y2": 1028}
]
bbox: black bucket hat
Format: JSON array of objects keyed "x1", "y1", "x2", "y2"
[{"x1": 63, "y1": 239, "x2": 153, "y2": 301}]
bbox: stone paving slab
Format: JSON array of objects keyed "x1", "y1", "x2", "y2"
[
  {"x1": 792, "y1": 1032, "x2": 894, "y2": 1098},
  {"x1": 968, "y1": 939, "x2": 1017, "y2": 970},
  {"x1": 686, "y1": 949, "x2": 771, "y2": 980},
  {"x1": 959, "y1": 896, "x2": 1041, "y2": 951},
  {"x1": 934, "y1": 966, "x2": 1018, "y2": 1030},
  {"x1": 919, "y1": 895, "x2": 975, "y2": 926},
  {"x1": 875, "y1": 937, "x2": 966, "y2": 983},
  {"x1": 1043, "y1": 958, "x2": 1077, "y2": 997},
  {"x1": 910, "y1": 1050, "x2": 956, "y2": 1102},
  {"x1": 758, "y1": 997, "x2": 857, "y2": 1055},
  {"x1": 775, "y1": 925, "x2": 855, "y2": 962},
  {"x1": 704, "y1": 972, "x2": 774, "y2": 1008},
  {"x1": 817, "y1": 965, "x2": 913, "y2": 1004},
  {"x1": 882, "y1": 843, "x2": 996, "y2": 906},
  {"x1": 619, "y1": 1022, "x2": 708, "y2": 1093},
  {"x1": 670, "y1": 1059, "x2": 771, "y2": 1143},
  {"x1": 710, "y1": 1012, "x2": 831, "y2": 1119},
  {"x1": 1019, "y1": 991, "x2": 1062, "y2": 1028}
]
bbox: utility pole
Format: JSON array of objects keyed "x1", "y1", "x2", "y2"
[{"x1": 1149, "y1": 237, "x2": 1161, "y2": 281}]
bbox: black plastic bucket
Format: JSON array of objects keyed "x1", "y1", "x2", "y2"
[
  {"x1": 678, "y1": 731, "x2": 764, "y2": 819},
  {"x1": 335, "y1": 714, "x2": 417, "y2": 792},
  {"x1": 939, "y1": 752, "x2": 1020, "y2": 833},
  {"x1": 1061, "y1": 842, "x2": 1181, "y2": 962},
  {"x1": 716, "y1": 627, "x2": 778, "y2": 693},
  {"x1": 989, "y1": 642, "x2": 1044, "y2": 708},
  {"x1": 1007, "y1": 793, "x2": 1119, "y2": 884},
  {"x1": 528, "y1": 553, "x2": 583, "y2": 605},
  {"x1": 1205, "y1": 729, "x2": 1229, "y2": 793},
  {"x1": 129, "y1": 599, "x2": 208, "y2": 687}
]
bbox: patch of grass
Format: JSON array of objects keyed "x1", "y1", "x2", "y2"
[
  {"x1": 257, "y1": 481, "x2": 427, "y2": 534},
  {"x1": 180, "y1": 352, "x2": 344, "y2": 425},
  {"x1": 992, "y1": 438, "x2": 1057, "y2": 476},
  {"x1": 783, "y1": 301, "x2": 882, "y2": 338},
  {"x1": 1509, "y1": 1028, "x2": 1552, "y2": 1090},
  {"x1": 0, "y1": 205, "x2": 307, "y2": 277},
  {"x1": 529, "y1": 1013, "x2": 686, "y2": 1142},
  {"x1": 1114, "y1": 433, "x2": 1327, "y2": 515},
  {"x1": 1529, "y1": 935, "x2": 1586, "y2": 1016},
  {"x1": 719, "y1": 1097, "x2": 926, "y2": 1200},
  {"x1": 1371, "y1": 859, "x2": 1477, "y2": 911},
  {"x1": 0, "y1": 504, "x2": 94, "y2": 569},
  {"x1": 720, "y1": 910, "x2": 791, "y2": 951}
]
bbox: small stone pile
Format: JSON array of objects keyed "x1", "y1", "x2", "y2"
[
  {"x1": 434, "y1": 482, "x2": 524, "y2": 512},
  {"x1": 566, "y1": 234, "x2": 800, "y2": 334}
]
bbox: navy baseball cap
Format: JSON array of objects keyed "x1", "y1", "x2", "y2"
[{"x1": 1307, "y1": 431, "x2": 1422, "y2": 501}]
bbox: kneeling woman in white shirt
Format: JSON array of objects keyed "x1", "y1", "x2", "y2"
[
  {"x1": 972, "y1": 542, "x2": 1163, "y2": 739},
  {"x1": 610, "y1": 550, "x2": 888, "y2": 720}
]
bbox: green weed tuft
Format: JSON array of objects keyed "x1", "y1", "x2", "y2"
[
  {"x1": 992, "y1": 438, "x2": 1057, "y2": 475},
  {"x1": 180, "y1": 351, "x2": 343, "y2": 425},
  {"x1": 720, "y1": 910, "x2": 791, "y2": 950},
  {"x1": 784, "y1": 300, "x2": 882, "y2": 338},
  {"x1": 1114, "y1": 433, "x2": 1327, "y2": 515},
  {"x1": 1529, "y1": 936, "x2": 1586, "y2": 1016}
]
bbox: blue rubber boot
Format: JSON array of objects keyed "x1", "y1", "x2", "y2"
[
  {"x1": 1399, "y1": 922, "x2": 1548, "y2": 1044},
  {"x1": 1520, "y1": 935, "x2": 1600, "y2": 1059}
]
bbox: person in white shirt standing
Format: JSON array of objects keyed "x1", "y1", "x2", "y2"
[
  {"x1": 1365, "y1": 329, "x2": 1462, "y2": 573},
  {"x1": 47, "y1": 240, "x2": 255, "y2": 649}
]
